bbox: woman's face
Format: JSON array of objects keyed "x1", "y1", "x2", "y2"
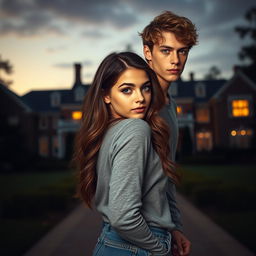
[{"x1": 104, "y1": 67, "x2": 152, "y2": 119}]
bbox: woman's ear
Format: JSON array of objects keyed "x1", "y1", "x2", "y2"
[
  {"x1": 104, "y1": 95, "x2": 111, "y2": 104},
  {"x1": 102, "y1": 89, "x2": 111, "y2": 104}
]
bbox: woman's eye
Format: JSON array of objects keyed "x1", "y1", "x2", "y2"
[
  {"x1": 121, "y1": 88, "x2": 132, "y2": 94},
  {"x1": 143, "y1": 85, "x2": 152, "y2": 92}
]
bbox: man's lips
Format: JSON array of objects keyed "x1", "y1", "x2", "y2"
[{"x1": 167, "y1": 69, "x2": 180, "y2": 74}]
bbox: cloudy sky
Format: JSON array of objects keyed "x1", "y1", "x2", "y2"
[{"x1": 0, "y1": 0, "x2": 255, "y2": 95}]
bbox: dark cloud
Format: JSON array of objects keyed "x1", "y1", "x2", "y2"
[{"x1": 0, "y1": 0, "x2": 138, "y2": 36}]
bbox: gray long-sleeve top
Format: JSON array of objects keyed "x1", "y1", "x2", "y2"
[
  {"x1": 159, "y1": 97, "x2": 183, "y2": 232},
  {"x1": 95, "y1": 118, "x2": 175, "y2": 254}
]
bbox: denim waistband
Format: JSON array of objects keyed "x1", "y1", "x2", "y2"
[{"x1": 101, "y1": 222, "x2": 170, "y2": 240}]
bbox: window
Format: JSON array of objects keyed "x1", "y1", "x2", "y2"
[
  {"x1": 231, "y1": 100, "x2": 249, "y2": 117},
  {"x1": 39, "y1": 136, "x2": 49, "y2": 157},
  {"x1": 230, "y1": 128, "x2": 253, "y2": 149},
  {"x1": 74, "y1": 87, "x2": 85, "y2": 102},
  {"x1": 72, "y1": 111, "x2": 82, "y2": 120},
  {"x1": 196, "y1": 106, "x2": 210, "y2": 123},
  {"x1": 177, "y1": 105, "x2": 183, "y2": 116},
  {"x1": 51, "y1": 92, "x2": 61, "y2": 107},
  {"x1": 39, "y1": 116, "x2": 48, "y2": 130},
  {"x1": 228, "y1": 95, "x2": 252, "y2": 118},
  {"x1": 196, "y1": 131, "x2": 212, "y2": 151},
  {"x1": 195, "y1": 83, "x2": 206, "y2": 98}
]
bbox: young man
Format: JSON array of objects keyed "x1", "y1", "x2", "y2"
[{"x1": 140, "y1": 11, "x2": 198, "y2": 256}]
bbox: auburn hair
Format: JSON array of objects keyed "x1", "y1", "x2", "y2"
[
  {"x1": 73, "y1": 52, "x2": 179, "y2": 208},
  {"x1": 140, "y1": 10, "x2": 198, "y2": 51}
]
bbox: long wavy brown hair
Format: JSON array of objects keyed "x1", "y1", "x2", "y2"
[{"x1": 74, "y1": 52, "x2": 180, "y2": 208}]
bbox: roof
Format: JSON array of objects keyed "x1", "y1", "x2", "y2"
[
  {"x1": 21, "y1": 84, "x2": 90, "y2": 112},
  {"x1": 173, "y1": 79, "x2": 227, "y2": 103},
  {"x1": 0, "y1": 83, "x2": 32, "y2": 112}
]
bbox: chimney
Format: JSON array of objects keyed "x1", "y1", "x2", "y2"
[
  {"x1": 74, "y1": 63, "x2": 82, "y2": 87},
  {"x1": 189, "y1": 72, "x2": 194, "y2": 81}
]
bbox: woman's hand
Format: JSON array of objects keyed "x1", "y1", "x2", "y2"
[{"x1": 171, "y1": 230, "x2": 191, "y2": 256}]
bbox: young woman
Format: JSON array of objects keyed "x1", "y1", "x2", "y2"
[{"x1": 74, "y1": 52, "x2": 179, "y2": 255}]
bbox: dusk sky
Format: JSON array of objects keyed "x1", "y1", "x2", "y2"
[{"x1": 0, "y1": 0, "x2": 255, "y2": 96}]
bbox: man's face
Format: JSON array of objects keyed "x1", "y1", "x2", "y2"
[{"x1": 144, "y1": 31, "x2": 190, "y2": 88}]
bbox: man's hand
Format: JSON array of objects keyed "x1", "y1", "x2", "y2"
[{"x1": 171, "y1": 230, "x2": 191, "y2": 256}]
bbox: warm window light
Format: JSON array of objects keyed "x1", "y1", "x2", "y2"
[
  {"x1": 177, "y1": 106, "x2": 182, "y2": 115},
  {"x1": 72, "y1": 111, "x2": 82, "y2": 120},
  {"x1": 231, "y1": 130, "x2": 237, "y2": 136},
  {"x1": 240, "y1": 130, "x2": 246, "y2": 136},
  {"x1": 232, "y1": 100, "x2": 249, "y2": 117}
]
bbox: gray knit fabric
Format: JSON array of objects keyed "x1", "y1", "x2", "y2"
[
  {"x1": 159, "y1": 97, "x2": 183, "y2": 232},
  {"x1": 95, "y1": 118, "x2": 174, "y2": 254}
]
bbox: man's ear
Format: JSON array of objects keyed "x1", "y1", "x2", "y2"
[
  {"x1": 143, "y1": 45, "x2": 152, "y2": 62},
  {"x1": 103, "y1": 95, "x2": 111, "y2": 104}
]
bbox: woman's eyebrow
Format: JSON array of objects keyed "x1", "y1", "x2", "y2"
[{"x1": 118, "y1": 83, "x2": 135, "y2": 88}]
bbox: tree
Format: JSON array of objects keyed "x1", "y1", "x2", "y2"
[
  {"x1": 0, "y1": 55, "x2": 13, "y2": 86},
  {"x1": 235, "y1": 7, "x2": 256, "y2": 80},
  {"x1": 204, "y1": 66, "x2": 221, "y2": 80}
]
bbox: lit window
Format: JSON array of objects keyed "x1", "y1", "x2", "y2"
[
  {"x1": 232, "y1": 100, "x2": 249, "y2": 117},
  {"x1": 72, "y1": 111, "x2": 82, "y2": 120},
  {"x1": 177, "y1": 106, "x2": 182, "y2": 115},
  {"x1": 196, "y1": 131, "x2": 212, "y2": 151},
  {"x1": 196, "y1": 107, "x2": 210, "y2": 123}
]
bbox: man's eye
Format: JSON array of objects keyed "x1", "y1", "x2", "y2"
[
  {"x1": 161, "y1": 49, "x2": 170, "y2": 54},
  {"x1": 179, "y1": 49, "x2": 189, "y2": 56},
  {"x1": 121, "y1": 88, "x2": 132, "y2": 94}
]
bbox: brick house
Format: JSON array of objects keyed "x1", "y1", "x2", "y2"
[
  {"x1": 172, "y1": 69, "x2": 256, "y2": 153},
  {"x1": 2, "y1": 65, "x2": 255, "y2": 161},
  {"x1": 22, "y1": 64, "x2": 89, "y2": 159}
]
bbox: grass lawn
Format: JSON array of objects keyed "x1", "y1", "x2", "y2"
[
  {"x1": 178, "y1": 164, "x2": 256, "y2": 253},
  {"x1": 0, "y1": 170, "x2": 78, "y2": 256}
]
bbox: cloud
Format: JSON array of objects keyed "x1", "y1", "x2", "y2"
[{"x1": 0, "y1": 0, "x2": 138, "y2": 37}]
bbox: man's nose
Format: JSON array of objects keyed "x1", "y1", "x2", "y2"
[{"x1": 171, "y1": 51, "x2": 179, "y2": 65}]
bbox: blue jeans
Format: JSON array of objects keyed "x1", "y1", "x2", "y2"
[{"x1": 92, "y1": 222, "x2": 171, "y2": 256}]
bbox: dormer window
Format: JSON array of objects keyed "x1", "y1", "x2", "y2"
[
  {"x1": 195, "y1": 83, "x2": 206, "y2": 98},
  {"x1": 75, "y1": 87, "x2": 85, "y2": 102},
  {"x1": 51, "y1": 92, "x2": 61, "y2": 107}
]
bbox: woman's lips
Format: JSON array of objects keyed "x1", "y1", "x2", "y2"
[{"x1": 132, "y1": 107, "x2": 146, "y2": 113}]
